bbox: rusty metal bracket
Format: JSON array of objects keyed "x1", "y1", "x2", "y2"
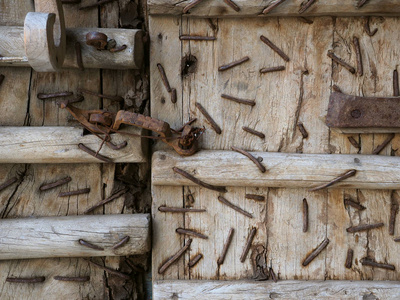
[{"x1": 326, "y1": 92, "x2": 400, "y2": 133}]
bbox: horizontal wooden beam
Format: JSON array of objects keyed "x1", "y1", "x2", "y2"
[
  {"x1": 0, "y1": 27, "x2": 143, "y2": 69},
  {"x1": 153, "y1": 280, "x2": 400, "y2": 299},
  {"x1": 0, "y1": 214, "x2": 151, "y2": 260},
  {"x1": 152, "y1": 150, "x2": 400, "y2": 190},
  {"x1": 148, "y1": 0, "x2": 400, "y2": 17},
  {"x1": 0, "y1": 127, "x2": 145, "y2": 163}
]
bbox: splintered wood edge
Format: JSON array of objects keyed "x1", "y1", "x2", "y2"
[
  {"x1": 0, "y1": 126, "x2": 146, "y2": 163},
  {"x1": 153, "y1": 280, "x2": 400, "y2": 299},
  {"x1": 0, "y1": 214, "x2": 151, "y2": 260},
  {"x1": 148, "y1": 0, "x2": 400, "y2": 17},
  {"x1": 152, "y1": 150, "x2": 400, "y2": 190}
]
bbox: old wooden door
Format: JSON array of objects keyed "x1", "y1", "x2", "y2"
[{"x1": 149, "y1": 1, "x2": 400, "y2": 298}]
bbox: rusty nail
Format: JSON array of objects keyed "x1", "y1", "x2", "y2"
[
  {"x1": 245, "y1": 194, "x2": 265, "y2": 201},
  {"x1": 173, "y1": 167, "x2": 227, "y2": 193},
  {"x1": 0, "y1": 74, "x2": 4, "y2": 87},
  {"x1": 217, "y1": 228, "x2": 234, "y2": 265},
  {"x1": 343, "y1": 195, "x2": 365, "y2": 210},
  {"x1": 297, "y1": 122, "x2": 308, "y2": 138},
  {"x1": 58, "y1": 94, "x2": 85, "y2": 109},
  {"x1": 302, "y1": 238, "x2": 330, "y2": 266},
  {"x1": 299, "y1": 17, "x2": 314, "y2": 24},
  {"x1": 0, "y1": 177, "x2": 18, "y2": 192},
  {"x1": 84, "y1": 188, "x2": 128, "y2": 214},
  {"x1": 78, "y1": 143, "x2": 113, "y2": 163},
  {"x1": 394, "y1": 70, "x2": 399, "y2": 96},
  {"x1": 240, "y1": 227, "x2": 257, "y2": 263},
  {"x1": 242, "y1": 126, "x2": 265, "y2": 139},
  {"x1": 188, "y1": 254, "x2": 203, "y2": 268},
  {"x1": 54, "y1": 276, "x2": 90, "y2": 282},
  {"x1": 364, "y1": 17, "x2": 378, "y2": 36},
  {"x1": 206, "y1": 19, "x2": 217, "y2": 31},
  {"x1": 75, "y1": 42, "x2": 84, "y2": 70},
  {"x1": 112, "y1": 236, "x2": 130, "y2": 250},
  {"x1": 389, "y1": 194, "x2": 399, "y2": 236},
  {"x1": 78, "y1": 88, "x2": 123, "y2": 102},
  {"x1": 40, "y1": 176, "x2": 72, "y2": 192},
  {"x1": 269, "y1": 267, "x2": 278, "y2": 283},
  {"x1": 221, "y1": 94, "x2": 255, "y2": 106},
  {"x1": 158, "y1": 206, "x2": 206, "y2": 213},
  {"x1": 345, "y1": 249, "x2": 353, "y2": 269},
  {"x1": 262, "y1": 0, "x2": 287, "y2": 14},
  {"x1": 175, "y1": 118, "x2": 197, "y2": 132},
  {"x1": 332, "y1": 85, "x2": 342, "y2": 93},
  {"x1": 78, "y1": 239, "x2": 103, "y2": 251},
  {"x1": 84, "y1": 259, "x2": 130, "y2": 280},
  {"x1": 6, "y1": 277, "x2": 45, "y2": 283},
  {"x1": 260, "y1": 35, "x2": 289, "y2": 62},
  {"x1": 158, "y1": 239, "x2": 192, "y2": 274},
  {"x1": 157, "y1": 63, "x2": 172, "y2": 93},
  {"x1": 372, "y1": 133, "x2": 395, "y2": 155},
  {"x1": 218, "y1": 196, "x2": 253, "y2": 218},
  {"x1": 176, "y1": 228, "x2": 208, "y2": 239},
  {"x1": 170, "y1": 88, "x2": 177, "y2": 104},
  {"x1": 360, "y1": 258, "x2": 395, "y2": 270},
  {"x1": 231, "y1": 146, "x2": 266, "y2": 173},
  {"x1": 79, "y1": 0, "x2": 116, "y2": 10},
  {"x1": 309, "y1": 169, "x2": 356, "y2": 191},
  {"x1": 109, "y1": 45, "x2": 127, "y2": 53},
  {"x1": 223, "y1": 0, "x2": 240, "y2": 12},
  {"x1": 356, "y1": 0, "x2": 369, "y2": 8},
  {"x1": 346, "y1": 223, "x2": 384, "y2": 233},
  {"x1": 260, "y1": 66, "x2": 285, "y2": 73},
  {"x1": 179, "y1": 35, "x2": 216, "y2": 41},
  {"x1": 218, "y1": 56, "x2": 250, "y2": 72},
  {"x1": 298, "y1": 0, "x2": 316, "y2": 14},
  {"x1": 303, "y1": 198, "x2": 308, "y2": 233},
  {"x1": 37, "y1": 91, "x2": 73, "y2": 100},
  {"x1": 59, "y1": 188, "x2": 90, "y2": 197},
  {"x1": 195, "y1": 102, "x2": 222, "y2": 134},
  {"x1": 183, "y1": 0, "x2": 205, "y2": 14},
  {"x1": 352, "y1": 36, "x2": 363, "y2": 76},
  {"x1": 394, "y1": 237, "x2": 400, "y2": 242},
  {"x1": 347, "y1": 136, "x2": 361, "y2": 149},
  {"x1": 327, "y1": 51, "x2": 356, "y2": 74}
]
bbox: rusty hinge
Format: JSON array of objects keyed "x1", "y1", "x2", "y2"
[{"x1": 326, "y1": 92, "x2": 400, "y2": 133}]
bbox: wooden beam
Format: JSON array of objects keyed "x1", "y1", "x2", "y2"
[
  {"x1": 148, "y1": 0, "x2": 400, "y2": 17},
  {"x1": 153, "y1": 280, "x2": 400, "y2": 299},
  {"x1": 0, "y1": 27, "x2": 144, "y2": 69},
  {"x1": 152, "y1": 150, "x2": 400, "y2": 190},
  {"x1": 0, "y1": 127, "x2": 145, "y2": 163},
  {"x1": 0, "y1": 214, "x2": 151, "y2": 260}
]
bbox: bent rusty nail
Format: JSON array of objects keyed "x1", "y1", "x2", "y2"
[
  {"x1": 327, "y1": 51, "x2": 356, "y2": 74},
  {"x1": 309, "y1": 169, "x2": 356, "y2": 191},
  {"x1": 158, "y1": 239, "x2": 192, "y2": 274},
  {"x1": 84, "y1": 259, "x2": 130, "y2": 280},
  {"x1": 112, "y1": 236, "x2": 130, "y2": 250},
  {"x1": 84, "y1": 188, "x2": 128, "y2": 214},
  {"x1": 78, "y1": 143, "x2": 113, "y2": 163},
  {"x1": 40, "y1": 176, "x2": 72, "y2": 191},
  {"x1": 78, "y1": 239, "x2": 104, "y2": 251},
  {"x1": 343, "y1": 195, "x2": 365, "y2": 210},
  {"x1": 231, "y1": 146, "x2": 266, "y2": 173},
  {"x1": 173, "y1": 167, "x2": 227, "y2": 193},
  {"x1": 218, "y1": 196, "x2": 253, "y2": 218},
  {"x1": 242, "y1": 127, "x2": 265, "y2": 139}
]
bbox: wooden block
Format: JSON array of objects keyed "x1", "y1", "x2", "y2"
[
  {"x1": 149, "y1": 0, "x2": 400, "y2": 17},
  {"x1": 0, "y1": 27, "x2": 144, "y2": 70},
  {"x1": 0, "y1": 214, "x2": 151, "y2": 260},
  {"x1": 153, "y1": 280, "x2": 400, "y2": 299},
  {"x1": 153, "y1": 150, "x2": 400, "y2": 190},
  {"x1": 0, "y1": 127, "x2": 145, "y2": 163}
]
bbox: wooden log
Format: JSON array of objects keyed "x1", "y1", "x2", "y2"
[
  {"x1": 0, "y1": 126, "x2": 145, "y2": 163},
  {"x1": 0, "y1": 214, "x2": 151, "y2": 260},
  {"x1": 153, "y1": 150, "x2": 400, "y2": 190},
  {"x1": 0, "y1": 27, "x2": 144, "y2": 70},
  {"x1": 153, "y1": 280, "x2": 400, "y2": 299},
  {"x1": 149, "y1": 0, "x2": 400, "y2": 17}
]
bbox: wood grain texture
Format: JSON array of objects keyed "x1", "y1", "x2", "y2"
[
  {"x1": 153, "y1": 150, "x2": 400, "y2": 189},
  {"x1": 0, "y1": 27, "x2": 144, "y2": 69},
  {"x1": 148, "y1": 0, "x2": 400, "y2": 17},
  {"x1": 154, "y1": 280, "x2": 400, "y2": 299},
  {"x1": 0, "y1": 126, "x2": 145, "y2": 163},
  {"x1": 0, "y1": 214, "x2": 150, "y2": 260}
]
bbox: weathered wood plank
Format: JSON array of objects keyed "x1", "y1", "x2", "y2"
[
  {"x1": 153, "y1": 280, "x2": 400, "y2": 299},
  {"x1": 0, "y1": 214, "x2": 150, "y2": 260},
  {"x1": 0, "y1": 126, "x2": 145, "y2": 163},
  {"x1": 148, "y1": 0, "x2": 400, "y2": 17},
  {"x1": 153, "y1": 150, "x2": 400, "y2": 189}
]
